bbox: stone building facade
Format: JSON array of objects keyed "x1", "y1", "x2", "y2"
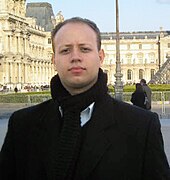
[
  {"x1": 101, "y1": 30, "x2": 170, "y2": 85},
  {"x1": 0, "y1": 0, "x2": 170, "y2": 91},
  {"x1": 0, "y1": 0, "x2": 57, "y2": 91}
]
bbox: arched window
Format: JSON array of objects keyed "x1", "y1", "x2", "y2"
[
  {"x1": 127, "y1": 69, "x2": 132, "y2": 80},
  {"x1": 139, "y1": 69, "x2": 144, "y2": 79}
]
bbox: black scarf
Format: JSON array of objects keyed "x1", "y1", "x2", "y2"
[{"x1": 50, "y1": 68, "x2": 108, "y2": 180}]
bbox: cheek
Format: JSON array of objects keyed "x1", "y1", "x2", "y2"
[
  {"x1": 55, "y1": 61, "x2": 68, "y2": 74},
  {"x1": 94, "y1": 58, "x2": 102, "y2": 67},
  {"x1": 54, "y1": 58, "x2": 61, "y2": 68}
]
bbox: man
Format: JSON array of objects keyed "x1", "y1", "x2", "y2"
[
  {"x1": 0, "y1": 17, "x2": 169, "y2": 180},
  {"x1": 140, "y1": 79, "x2": 152, "y2": 110}
]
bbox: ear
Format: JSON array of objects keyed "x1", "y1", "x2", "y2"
[
  {"x1": 99, "y1": 49, "x2": 105, "y2": 66},
  {"x1": 51, "y1": 53, "x2": 57, "y2": 71},
  {"x1": 51, "y1": 53, "x2": 55, "y2": 64}
]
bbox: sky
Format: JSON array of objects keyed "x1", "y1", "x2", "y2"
[{"x1": 26, "y1": 0, "x2": 170, "y2": 32}]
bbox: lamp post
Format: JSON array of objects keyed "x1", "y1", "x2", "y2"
[
  {"x1": 114, "y1": 0, "x2": 123, "y2": 100},
  {"x1": 157, "y1": 35, "x2": 161, "y2": 70}
]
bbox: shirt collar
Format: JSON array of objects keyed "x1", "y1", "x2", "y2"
[
  {"x1": 59, "y1": 102, "x2": 95, "y2": 127},
  {"x1": 80, "y1": 102, "x2": 94, "y2": 126}
]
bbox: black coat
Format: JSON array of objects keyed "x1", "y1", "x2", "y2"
[{"x1": 0, "y1": 94, "x2": 170, "y2": 180}]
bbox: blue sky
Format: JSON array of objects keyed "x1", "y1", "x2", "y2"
[{"x1": 26, "y1": 0, "x2": 170, "y2": 32}]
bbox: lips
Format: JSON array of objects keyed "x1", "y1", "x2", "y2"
[{"x1": 69, "y1": 67, "x2": 86, "y2": 74}]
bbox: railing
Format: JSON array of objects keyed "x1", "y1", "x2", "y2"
[
  {"x1": 122, "y1": 91, "x2": 170, "y2": 102},
  {"x1": 112, "y1": 91, "x2": 170, "y2": 119},
  {"x1": 1, "y1": 92, "x2": 170, "y2": 119},
  {"x1": 0, "y1": 94, "x2": 51, "y2": 104}
]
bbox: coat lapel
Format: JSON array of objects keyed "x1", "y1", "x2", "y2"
[
  {"x1": 74, "y1": 97, "x2": 118, "y2": 179},
  {"x1": 35, "y1": 100, "x2": 62, "y2": 180}
]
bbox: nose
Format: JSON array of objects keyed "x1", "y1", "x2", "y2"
[{"x1": 70, "y1": 48, "x2": 81, "y2": 62}]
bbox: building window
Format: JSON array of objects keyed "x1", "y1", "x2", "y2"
[
  {"x1": 8, "y1": 35, "x2": 10, "y2": 51},
  {"x1": 48, "y1": 38, "x2": 51, "y2": 44},
  {"x1": 149, "y1": 53, "x2": 155, "y2": 63},
  {"x1": 126, "y1": 54, "x2": 132, "y2": 64},
  {"x1": 137, "y1": 53, "x2": 143, "y2": 64},
  {"x1": 127, "y1": 69, "x2": 132, "y2": 80},
  {"x1": 139, "y1": 44, "x2": 142, "y2": 49},
  {"x1": 139, "y1": 69, "x2": 144, "y2": 79},
  {"x1": 127, "y1": 44, "x2": 130, "y2": 50},
  {"x1": 168, "y1": 43, "x2": 170, "y2": 48},
  {"x1": 151, "y1": 69, "x2": 155, "y2": 79}
]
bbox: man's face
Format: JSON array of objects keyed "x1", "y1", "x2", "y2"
[{"x1": 52, "y1": 22, "x2": 104, "y2": 95}]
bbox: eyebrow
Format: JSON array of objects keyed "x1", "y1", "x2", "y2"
[{"x1": 59, "y1": 43, "x2": 92, "y2": 48}]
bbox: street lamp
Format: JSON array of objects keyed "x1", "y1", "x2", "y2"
[
  {"x1": 157, "y1": 34, "x2": 161, "y2": 70},
  {"x1": 114, "y1": 0, "x2": 123, "y2": 100}
]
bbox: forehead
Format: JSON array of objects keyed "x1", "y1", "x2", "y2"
[{"x1": 54, "y1": 22, "x2": 97, "y2": 41}]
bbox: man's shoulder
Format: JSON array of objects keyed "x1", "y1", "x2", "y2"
[
  {"x1": 110, "y1": 97, "x2": 158, "y2": 123},
  {"x1": 100, "y1": 97, "x2": 159, "y2": 139},
  {"x1": 143, "y1": 84, "x2": 152, "y2": 91},
  {"x1": 14, "y1": 99, "x2": 54, "y2": 115},
  {"x1": 10, "y1": 99, "x2": 55, "y2": 125}
]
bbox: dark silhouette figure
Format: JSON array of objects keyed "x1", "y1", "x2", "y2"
[
  {"x1": 131, "y1": 83, "x2": 146, "y2": 109},
  {"x1": 14, "y1": 87, "x2": 18, "y2": 93},
  {"x1": 140, "y1": 79, "x2": 152, "y2": 110}
]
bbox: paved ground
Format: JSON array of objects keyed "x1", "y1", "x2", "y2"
[
  {"x1": 161, "y1": 123, "x2": 170, "y2": 163},
  {"x1": 0, "y1": 103, "x2": 34, "y2": 119}
]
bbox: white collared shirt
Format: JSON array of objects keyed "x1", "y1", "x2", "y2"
[
  {"x1": 59, "y1": 102, "x2": 95, "y2": 127},
  {"x1": 80, "y1": 102, "x2": 94, "y2": 126}
]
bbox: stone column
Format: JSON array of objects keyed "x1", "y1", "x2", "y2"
[
  {"x1": 49, "y1": 63, "x2": 52, "y2": 83},
  {"x1": 24, "y1": 63, "x2": 27, "y2": 83},
  {"x1": 9, "y1": 62, "x2": 13, "y2": 89},
  {"x1": 4, "y1": 62, "x2": 7, "y2": 84},
  {"x1": 18, "y1": 36, "x2": 21, "y2": 54},
  {"x1": 42, "y1": 62, "x2": 45, "y2": 84},
  {"x1": 18, "y1": 63, "x2": 21, "y2": 83}
]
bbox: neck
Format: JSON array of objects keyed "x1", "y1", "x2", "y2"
[
  {"x1": 62, "y1": 79, "x2": 98, "y2": 96},
  {"x1": 50, "y1": 68, "x2": 108, "y2": 108}
]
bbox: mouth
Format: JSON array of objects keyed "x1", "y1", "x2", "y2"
[{"x1": 68, "y1": 67, "x2": 86, "y2": 74}]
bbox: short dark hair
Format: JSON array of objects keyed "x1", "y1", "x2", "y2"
[
  {"x1": 136, "y1": 83, "x2": 143, "y2": 92},
  {"x1": 51, "y1": 17, "x2": 101, "y2": 53},
  {"x1": 140, "y1": 79, "x2": 146, "y2": 84}
]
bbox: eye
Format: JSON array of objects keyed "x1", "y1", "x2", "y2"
[
  {"x1": 60, "y1": 48, "x2": 70, "y2": 54},
  {"x1": 81, "y1": 47, "x2": 91, "y2": 53}
]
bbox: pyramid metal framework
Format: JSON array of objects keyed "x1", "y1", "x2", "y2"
[{"x1": 149, "y1": 56, "x2": 170, "y2": 84}]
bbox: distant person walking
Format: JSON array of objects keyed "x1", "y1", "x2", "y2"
[
  {"x1": 14, "y1": 87, "x2": 18, "y2": 93},
  {"x1": 140, "y1": 79, "x2": 152, "y2": 110},
  {"x1": 131, "y1": 83, "x2": 147, "y2": 109}
]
